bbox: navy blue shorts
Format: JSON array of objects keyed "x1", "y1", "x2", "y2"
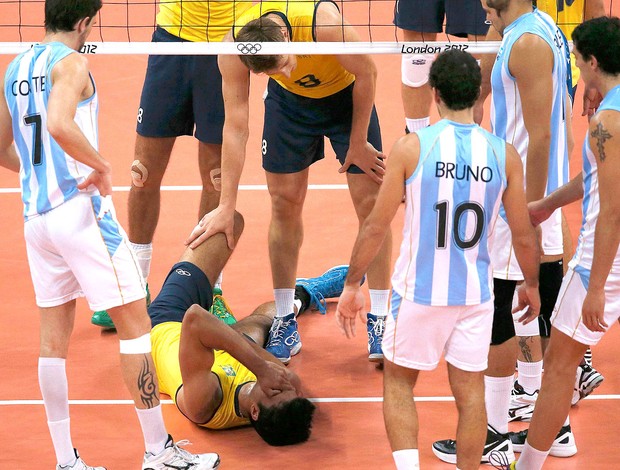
[
  {"x1": 262, "y1": 79, "x2": 382, "y2": 174},
  {"x1": 148, "y1": 261, "x2": 213, "y2": 327},
  {"x1": 136, "y1": 27, "x2": 225, "y2": 144},
  {"x1": 394, "y1": 0, "x2": 489, "y2": 37}
]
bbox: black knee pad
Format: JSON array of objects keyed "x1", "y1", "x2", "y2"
[
  {"x1": 491, "y1": 278, "x2": 517, "y2": 345},
  {"x1": 538, "y1": 260, "x2": 564, "y2": 337}
]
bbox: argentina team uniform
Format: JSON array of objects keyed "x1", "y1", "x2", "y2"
[
  {"x1": 392, "y1": 121, "x2": 507, "y2": 306},
  {"x1": 551, "y1": 85, "x2": 620, "y2": 344},
  {"x1": 384, "y1": 121, "x2": 507, "y2": 371},
  {"x1": 490, "y1": 9, "x2": 570, "y2": 280},
  {"x1": 4, "y1": 42, "x2": 145, "y2": 310}
]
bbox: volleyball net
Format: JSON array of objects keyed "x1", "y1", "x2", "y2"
[{"x1": 0, "y1": 0, "x2": 615, "y2": 56}]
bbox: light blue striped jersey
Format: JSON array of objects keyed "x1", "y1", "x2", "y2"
[
  {"x1": 490, "y1": 9, "x2": 569, "y2": 197},
  {"x1": 570, "y1": 85, "x2": 620, "y2": 275},
  {"x1": 4, "y1": 42, "x2": 99, "y2": 220},
  {"x1": 391, "y1": 120, "x2": 507, "y2": 306}
]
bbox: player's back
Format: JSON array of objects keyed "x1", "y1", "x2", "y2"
[
  {"x1": 4, "y1": 42, "x2": 99, "y2": 220},
  {"x1": 391, "y1": 120, "x2": 507, "y2": 307},
  {"x1": 490, "y1": 9, "x2": 570, "y2": 196}
]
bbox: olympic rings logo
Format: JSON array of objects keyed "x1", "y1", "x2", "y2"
[
  {"x1": 175, "y1": 269, "x2": 191, "y2": 277},
  {"x1": 237, "y1": 42, "x2": 262, "y2": 55}
]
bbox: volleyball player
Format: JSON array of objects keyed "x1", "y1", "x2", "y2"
[
  {"x1": 148, "y1": 211, "x2": 316, "y2": 445},
  {"x1": 394, "y1": 0, "x2": 489, "y2": 133},
  {"x1": 186, "y1": 0, "x2": 392, "y2": 364},
  {"x1": 91, "y1": 0, "x2": 254, "y2": 329},
  {"x1": 336, "y1": 49, "x2": 540, "y2": 470},
  {"x1": 433, "y1": 0, "x2": 572, "y2": 464},
  {"x1": 0, "y1": 1, "x2": 219, "y2": 469},
  {"x1": 497, "y1": 15, "x2": 620, "y2": 470}
]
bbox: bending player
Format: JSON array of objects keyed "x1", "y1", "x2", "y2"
[
  {"x1": 149, "y1": 211, "x2": 317, "y2": 445},
  {"x1": 187, "y1": 0, "x2": 392, "y2": 364}
]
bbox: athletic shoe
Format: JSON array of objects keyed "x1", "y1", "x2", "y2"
[
  {"x1": 57, "y1": 449, "x2": 105, "y2": 470},
  {"x1": 488, "y1": 449, "x2": 516, "y2": 469},
  {"x1": 508, "y1": 424, "x2": 577, "y2": 457},
  {"x1": 142, "y1": 434, "x2": 219, "y2": 470},
  {"x1": 265, "y1": 313, "x2": 301, "y2": 364},
  {"x1": 571, "y1": 363, "x2": 604, "y2": 405},
  {"x1": 432, "y1": 424, "x2": 515, "y2": 465},
  {"x1": 367, "y1": 313, "x2": 385, "y2": 362},
  {"x1": 210, "y1": 287, "x2": 237, "y2": 325},
  {"x1": 296, "y1": 265, "x2": 364, "y2": 315},
  {"x1": 508, "y1": 380, "x2": 537, "y2": 422},
  {"x1": 91, "y1": 284, "x2": 151, "y2": 329}
]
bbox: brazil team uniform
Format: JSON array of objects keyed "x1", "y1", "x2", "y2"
[
  {"x1": 137, "y1": 0, "x2": 252, "y2": 143},
  {"x1": 4, "y1": 42, "x2": 145, "y2": 311},
  {"x1": 149, "y1": 261, "x2": 255, "y2": 429},
  {"x1": 233, "y1": 0, "x2": 382, "y2": 174},
  {"x1": 394, "y1": 0, "x2": 488, "y2": 37},
  {"x1": 551, "y1": 85, "x2": 620, "y2": 345},
  {"x1": 384, "y1": 120, "x2": 507, "y2": 371}
]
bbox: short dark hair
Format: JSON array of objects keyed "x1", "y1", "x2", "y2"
[
  {"x1": 249, "y1": 398, "x2": 316, "y2": 446},
  {"x1": 428, "y1": 49, "x2": 481, "y2": 111},
  {"x1": 572, "y1": 16, "x2": 620, "y2": 76},
  {"x1": 45, "y1": 0, "x2": 102, "y2": 33},
  {"x1": 485, "y1": 0, "x2": 511, "y2": 14},
  {"x1": 236, "y1": 17, "x2": 284, "y2": 72}
]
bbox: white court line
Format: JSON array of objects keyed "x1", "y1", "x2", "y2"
[
  {"x1": 1, "y1": 395, "x2": 619, "y2": 406},
  {"x1": 0, "y1": 184, "x2": 349, "y2": 194}
]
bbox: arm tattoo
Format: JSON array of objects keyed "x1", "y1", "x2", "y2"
[
  {"x1": 591, "y1": 122, "x2": 612, "y2": 162},
  {"x1": 518, "y1": 336, "x2": 534, "y2": 362},
  {"x1": 138, "y1": 355, "x2": 159, "y2": 408}
]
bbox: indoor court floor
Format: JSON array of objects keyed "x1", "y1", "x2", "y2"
[{"x1": 1, "y1": 1, "x2": 619, "y2": 468}]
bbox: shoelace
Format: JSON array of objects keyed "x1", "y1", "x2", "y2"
[
  {"x1": 172, "y1": 439, "x2": 199, "y2": 464},
  {"x1": 488, "y1": 449, "x2": 512, "y2": 469},
  {"x1": 268, "y1": 318, "x2": 286, "y2": 346},
  {"x1": 369, "y1": 316, "x2": 385, "y2": 337},
  {"x1": 307, "y1": 289, "x2": 328, "y2": 314}
]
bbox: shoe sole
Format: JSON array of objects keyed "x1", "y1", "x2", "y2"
[
  {"x1": 276, "y1": 342, "x2": 302, "y2": 365},
  {"x1": 431, "y1": 444, "x2": 514, "y2": 465},
  {"x1": 368, "y1": 353, "x2": 384, "y2": 363}
]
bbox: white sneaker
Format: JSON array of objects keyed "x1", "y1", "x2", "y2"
[
  {"x1": 142, "y1": 435, "x2": 220, "y2": 470},
  {"x1": 57, "y1": 449, "x2": 106, "y2": 470},
  {"x1": 571, "y1": 364, "x2": 604, "y2": 405}
]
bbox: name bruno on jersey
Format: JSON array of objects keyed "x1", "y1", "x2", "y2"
[{"x1": 435, "y1": 162, "x2": 494, "y2": 182}]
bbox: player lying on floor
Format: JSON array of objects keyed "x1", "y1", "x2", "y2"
[{"x1": 148, "y1": 211, "x2": 350, "y2": 445}]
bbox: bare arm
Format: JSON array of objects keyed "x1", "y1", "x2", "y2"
[
  {"x1": 186, "y1": 39, "x2": 251, "y2": 249},
  {"x1": 502, "y1": 143, "x2": 541, "y2": 322},
  {"x1": 529, "y1": 173, "x2": 583, "y2": 226},
  {"x1": 0, "y1": 78, "x2": 20, "y2": 172},
  {"x1": 47, "y1": 54, "x2": 112, "y2": 196},
  {"x1": 582, "y1": 111, "x2": 620, "y2": 332},
  {"x1": 336, "y1": 134, "x2": 416, "y2": 338},
  {"x1": 178, "y1": 305, "x2": 294, "y2": 421},
  {"x1": 584, "y1": 0, "x2": 607, "y2": 19},
  {"x1": 474, "y1": 26, "x2": 502, "y2": 125},
  {"x1": 510, "y1": 34, "x2": 555, "y2": 202},
  {"x1": 315, "y1": 2, "x2": 385, "y2": 183}
]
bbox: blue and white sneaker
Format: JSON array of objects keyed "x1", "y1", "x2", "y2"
[
  {"x1": 265, "y1": 313, "x2": 302, "y2": 364},
  {"x1": 367, "y1": 313, "x2": 385, "y2": 362},
  {"x1": 296, "y1": 265, "x2": 365, "y2": 314}
]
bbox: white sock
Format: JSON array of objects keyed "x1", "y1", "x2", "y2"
[
  {"x1": 392, "y1": 449, "x2": 419, "y2": 470},
  {"x1": 518, "y1": 360, "x2": 543, "y2": 394},
  {"x1": 485, "y1": 374, "x2": 513, "y2": 434},
  {"x1": 369, "y1": 289, "x2": 390, "y2": 317},
  {"x1": 38, "y1": 357, "x2": 75, "y2": 466},
  {"x1": 293, "y1": 298, "x2": 303, "y2": 316},
  {"x1": 274, "y1": 289, "x2": 295, "y2": 318},
  {"x1": 563, "y1": 415, "x2": 570, "y2": 427},
  {"x1": 215, "y1": 271, "x2": 223, "y2": 290},
  {"x1": 406, "y1": 117, "x2": 430, "y2": 133},
  {"x1": 130, "y1": 242, "x2": 152, "y2": 280},
  {"x1": 136, "y1": 405, "x2": 169, "y2": 455},
  {"x1": 516, "y1": 441, "x2": 549, "y2": 470}
]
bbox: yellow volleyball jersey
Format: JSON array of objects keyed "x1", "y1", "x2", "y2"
[
  {"x1": 536, "y1": 0, "x2": 584, "y2": 84},
  {"x1": 150, "y1": 322, "x2": 256, "y2": 430},
  {"x1": 233, "y1": 0, "x2": 355, "y2": 98},
  {"x1": 157, "y1": 0, "x2": 252, "y2": 42}
]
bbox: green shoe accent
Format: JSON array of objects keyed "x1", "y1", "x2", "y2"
[
  {"x1": 91, "y1": 283, "x2": 150, "y2": 330},
  {"x1": 210, "y1": 287, "x2": 237, "y2": 325},
  {"x1": 91, "y1": 310, "x2": 115, "y2": 329}
]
